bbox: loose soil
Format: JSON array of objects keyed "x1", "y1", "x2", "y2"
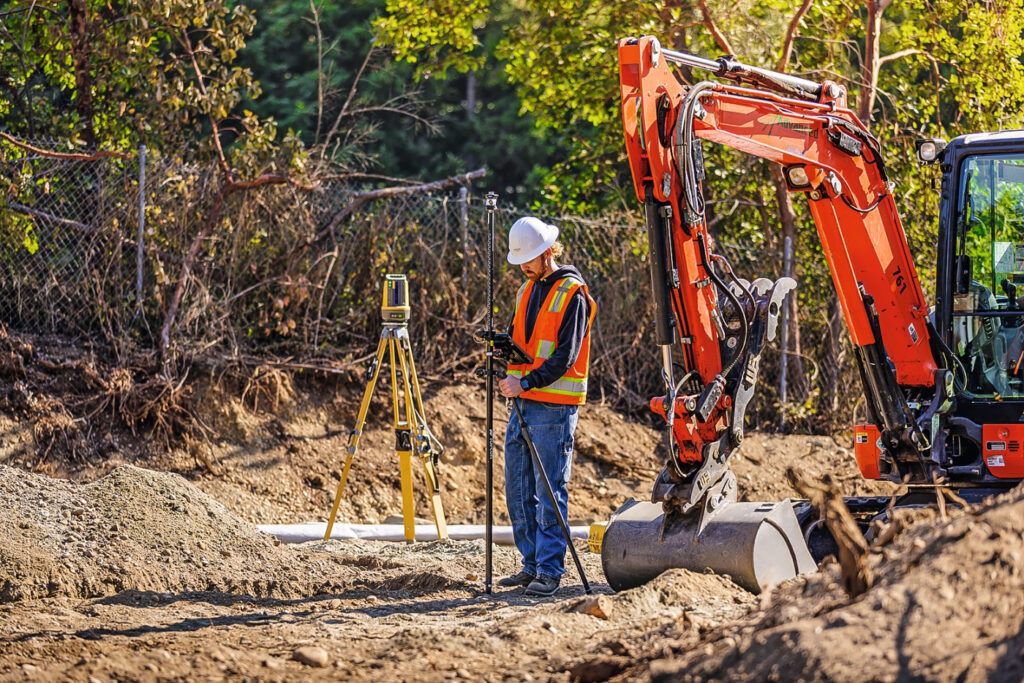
[{"x1": 1, "y1": 332, "x2": 1022, "y2": 682}]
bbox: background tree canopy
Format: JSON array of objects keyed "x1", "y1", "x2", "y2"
[
  {"x1": 233, "y1": 0, "x2": 561, "y2": 202},
  {"x1": 5, "y1": 0, "x2": 1023, "y2": 204}
]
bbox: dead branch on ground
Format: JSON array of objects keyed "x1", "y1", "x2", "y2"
[{"x1": 787, "y1": 468, "x2": 874, "y2": 597}]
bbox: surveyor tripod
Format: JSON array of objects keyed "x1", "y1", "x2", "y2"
[{"x1": 324, "y1": 320, "x2": 448, "y2": 543}]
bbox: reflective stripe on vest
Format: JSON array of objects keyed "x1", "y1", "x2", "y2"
[{"x1": 507, "y1": 275, "x2": 596, "y2": 405}]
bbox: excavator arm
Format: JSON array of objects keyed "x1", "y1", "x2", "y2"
[
  {"x1": 601, "y1": 37, "x2": 955, "y2": 593},
  {"x1": 620, "y1": 36, "x2": 951, "y2": 488}
]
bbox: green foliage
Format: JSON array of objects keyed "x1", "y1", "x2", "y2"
[
  {"x1": 372, "y1": 0, "x2": 664, "y2": 209},
  {"x1": 234, "y1": 1, "x2": 556, "y2": 202},
  {"x1": 374, "y1": 0, "x2": 490, "y2": 77},
  {"x1": 1, "y1": 0, "x2": 274, "y2": 166},
  {"x1": 867, "y1": 0, "x2": 1024, "y2": 134},
  {"x1": 496, "y1": 1, "x2": 663, "y2": 210}
]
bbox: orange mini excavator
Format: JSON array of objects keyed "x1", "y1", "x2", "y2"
[{"x1": 601, "y1": 36, "x2": 1024, "y2": 592}]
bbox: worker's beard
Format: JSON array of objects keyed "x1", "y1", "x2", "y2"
[{"x1": 521, "y1": 258, "x2": 551, "y2": 282}]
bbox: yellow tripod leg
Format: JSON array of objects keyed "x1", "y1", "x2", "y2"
[
  {"x1": 398, "y1": 447, "x2": 416, "y2": 542},
  {"x1": 396, "y1": 329, "x2": 448, "y2": 541},
  {"x1": 323, "y1": 332, "x2": 388, "y2": 541},
  {"x1": 420, "y1": 456, "x2": 449, "y2": 541},
  {"x1": 390, "y1": 332, "x2": 417, "y2": 542}
]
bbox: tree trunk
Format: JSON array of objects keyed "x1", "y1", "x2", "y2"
[
  {"x1": 769, "y1": 164, "x2": 808, "y2": 400},
  {"x1": 67, "y1": 0, "x2": 96, "y2": 147},
  {"x1": 858, "y1": 0, "x2": 893, "y2": 126},
  {"x1": 466, "y1": 72, "x2": 477, "y2": 120},
  {"x1": 464, "y1": 72, "x2": 478, "y2": 170}
]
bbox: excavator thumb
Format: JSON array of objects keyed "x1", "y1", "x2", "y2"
[{"x1": 600, "y1": 493, "x2": 816, "y2": 594}]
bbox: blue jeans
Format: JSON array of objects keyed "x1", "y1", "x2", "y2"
[{"x1": 504, "y1": 399, "x2": 578, "y2": 580}]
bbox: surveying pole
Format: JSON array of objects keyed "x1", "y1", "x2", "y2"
[
  {"x1": 323, "y1": 274, "x2": 448, "y2": 543},
  {"x1": 483, "y1": 192, "x2": 498, "y2": 594}
]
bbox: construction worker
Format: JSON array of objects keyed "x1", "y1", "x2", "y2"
[{"x1": 497, "y1": 216, "x2": 596, "y2": 596}]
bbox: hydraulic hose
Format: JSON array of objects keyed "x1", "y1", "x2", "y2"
[
  {"x1": 673, "y1": 82, "x2": 717, "y2": 223},
  {"x1": 672, "y1": 82, "x2": 752, "y2": 376},
  {"x1": 696, "y1": 232, "x2": 750, "y2": 376}
]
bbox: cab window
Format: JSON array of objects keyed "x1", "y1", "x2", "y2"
[{"x1": 953, "y1": 153, "x2": 1024, "y2": 398}]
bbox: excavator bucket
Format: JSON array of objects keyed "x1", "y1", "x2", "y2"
[{"x1": 600, "y1": 498, "x2": 816, "y2": 594}]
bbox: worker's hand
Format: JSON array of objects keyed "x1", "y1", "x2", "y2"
[{"x1": 498, "y1": 375, "x2": 524, "y2": 398}]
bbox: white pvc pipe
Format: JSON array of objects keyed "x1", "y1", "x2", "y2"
[{"x1": 258, "y1": 522, "x2": 592, "y2": 546}]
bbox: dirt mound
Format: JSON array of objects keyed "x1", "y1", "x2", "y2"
[
  {"x1": 0, "y1": 464, "x2": 361, "y2": 601},
  {"x1": 589, "y1": 485, "x2": 1024, "y2": 682},
  {"x1": 731, "y1": 432, "x2": 894, "y2": 502},
  {"x1": 610, "y1": 568, "x2": 757, "y2": 626}
]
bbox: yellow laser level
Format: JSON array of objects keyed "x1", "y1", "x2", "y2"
[{"x1": 381, "y1": 274, "x2": 411, "y2": 323}]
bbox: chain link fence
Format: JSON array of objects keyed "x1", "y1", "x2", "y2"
[
  {"x1": 2, "y1": 139, "x2": 815, "y2": 423},
  {"x1": 0, "y1": 142, "x2": 141, "y2": 339}
]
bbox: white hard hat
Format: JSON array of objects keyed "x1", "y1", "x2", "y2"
[{"x1": 507, "y1": 216, "x2": 558, "y2": 265}]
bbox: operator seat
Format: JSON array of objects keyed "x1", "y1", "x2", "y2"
[{"x1": 958, "y1": 280, "x2": 1005, "y2": 395}]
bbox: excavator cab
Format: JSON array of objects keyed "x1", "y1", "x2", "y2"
[
  {"x1": 930, "y1": 136, "x2": 1024, "y2": 482},
  {"x1": 941, "y1": 147, "x2": 1024, "y2": 399}
]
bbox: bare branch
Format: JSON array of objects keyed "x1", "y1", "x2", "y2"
[
  {"x1": 878, "y1": 48, "x2": 926, "y2": 66},
  {"x1": 310, "y1": 0, "x2": 325, "y2": 144},
  {"x1": 696, "y1": 0, "x2": 733, "y2": 55},
  {"x1": 787, "y1": 468, "x2": 874, "y2": 597},
  {"x1": 339, "y1": 105, "x2": 438, "y2": 132},
  {"x1": 321, "y1": 172, "x2": 431, "y2": 185},
  {"x1": 0, "y1": 131, "x2": 131, "y2": 160},
  {"x1": 6, "y1": 202, "x2": 95, "y2": 234},
  {"x1": 160, "y1": 174, "x2": 291, "y2": 361},
  {"x1": 320, "y1": 38, "x2": 377, "y2": 158},
  {"x1": 309, "y1": 168, "x2": 487, "y2": 248},
  {"x1": 777, "y1": 0, "x2": 815, "y2": 71},
  {"x1": 170, "y1": 26, "x2": 232, "y2": 180}
]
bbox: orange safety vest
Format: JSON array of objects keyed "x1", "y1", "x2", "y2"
[{"x1": 506, "y1": 275, "x2": 597, "y2": 405}]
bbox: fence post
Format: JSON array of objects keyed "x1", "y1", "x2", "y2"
[
  {"x1": 779, "y1": 235, "x2": 792, "y2": 430},
  {"x1": 460, "y1": 186, "x2": 469, "y2": 308},
  {"x1": 136, "y1": 144, "x2": 147, "y2": 314}
]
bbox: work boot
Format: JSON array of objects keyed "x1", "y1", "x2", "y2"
[
  {"x1": 524, "y1": 575, "x2": 560, "y2": 597},
  {"x1": 497, "y1": 570, "x2": 535, "y2": 588}
]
